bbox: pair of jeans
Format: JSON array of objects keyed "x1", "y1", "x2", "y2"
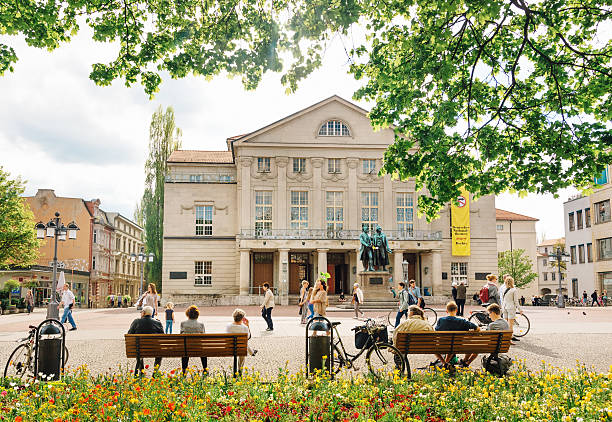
[
  {"x1": 60, "y1": 307, "x2": 76, "y2": 328},
  {"x1": 456, "y1": 299, "x2": 466, "y2": 316},
  {"x1": 395, "y1": 309, "x2": 408, "y2": 327},
  {"x1": 165, "y1": 320, "x2": 173, "y2": 333},
  {"x1": 135, "y1": 358, "x2": 162, "y2": 376},
  {"x1": 307, "y1": 303, "x2": 315, "y2": 320},
  {"x1": 181, "y1": 357, "x2": 207, "y2": 374},
  {"x1": 262, "y1": 307, "x2": 273, "y2": 330}
]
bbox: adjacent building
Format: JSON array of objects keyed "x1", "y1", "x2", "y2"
[
  {"x1": 495, "y1": 209, "x2": 539, "y2": 297},
  {"x1": 162, "y1": 96, "x2": 499, "y2": 304},
  {"x1": 106, "y1": 213, "x2": 145, "y2": 301},
  {"x1": 564, "y1": 195, "x2": 594, "y2": 297},
  {"x1": 536, "y1": 238, "x2": 567, "y2": 296},
  {"x1": 590, "y1": 165, "x2": 612, "y2": 295}
]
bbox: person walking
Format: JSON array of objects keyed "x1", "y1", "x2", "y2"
[
  {"x1": 591, "y1": 290, "x2": 600, "y2": 306},
  {"x1": 226, "y1": 308, "x2": 257, "y2": 372},
  {"x1": 138, "y1": 283, "x2": 159, "y2": 317},
  {"x1": 451, "y1": 281, "x2": 458, "y2": 302},
  {"x1": 180, "y1": 305, "x2": 207, "y2": 374},
  {"x1": 311, "y1": 280, "x2": 329, "y2": 317},
  {"x1": 352, "y1": 283, "x2": 365, "y2": 319},
  {"x1": 25, "y1": 289, "x2": 34, "y2": 314},
  {"x1": 127, "y1": 306, "x2": 164, "y2": 375},
  {"x1": 501, "y1": 276, "x2": 522, "y2": 342},
  {"x1": 261, "y1": 283, "x2": 275, "y2": 331},
  {"x1": 456, "y1": 281, "x2": 467, "y2": 316},
  {"x1": 164, "y1": 302, "x2": 175, "y2": 334},
  {"x1": 394, "y1": 282, "x2": 411, "y2": 327},
  {"x1": 582, "y1": 290, "x2": 588, "y2": 305},
  {"x1": 59, "y1": 283, "x2": 77, "y2": 331},
  {"x1": 485, "y1": 274, "x2": 500, "y2": 305},
  {"x1": 299, "y1": 280, "x2": 310, "y2": 324}
]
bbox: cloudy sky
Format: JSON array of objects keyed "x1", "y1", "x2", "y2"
[{"x1": 0, "y1": 29, "x2": 575, "y2": 239}]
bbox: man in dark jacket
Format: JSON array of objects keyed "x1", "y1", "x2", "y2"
[
  {"x1": 128, "y1": 305, "x2": 164, "y2": 375},
  {"x1": 456, "y1": 281, "x2": 467, "y2": 316}
]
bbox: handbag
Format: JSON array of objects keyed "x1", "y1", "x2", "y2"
[{"x1": 298, "y1": 306, "x2": 303, "y2": 315}]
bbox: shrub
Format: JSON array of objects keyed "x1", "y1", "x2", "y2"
[
  {"x1": 2, "y1": 279, "x2": 20, "y2": 294},
  {"x1": 0, "y1": 298, "x2": 8, "y2": 310}
]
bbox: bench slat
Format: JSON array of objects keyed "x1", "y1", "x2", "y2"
[
  {"x1": 124, "y1": 333, "x2": 248, "y2": 359},
  {"x1": 395, "y1": 331, "x2": 512, "y2": 355}
]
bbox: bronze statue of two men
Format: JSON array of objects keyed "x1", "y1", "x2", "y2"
[{"x1": 359, "y1": 225, "x2": 392, "y2": 272}]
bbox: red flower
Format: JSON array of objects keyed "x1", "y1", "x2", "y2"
[
  {"x1": 49, "y1": 399, "x2": 55, "y2": 405},
  {"x1": 143, "y1": 409, "x2": 151, "y2": 415},
  {"x1": 227, "y1": 391, "x2": 234, "y2": 396},
  {"x1": 168, "y1": 402, "x2": 176, "y2": 412}
]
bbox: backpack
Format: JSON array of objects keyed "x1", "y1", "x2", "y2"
[
  {"x1": 479, "y1": 286, "x2": 489, "y2": 304},
  {"x1": 482, "y1": 354, "x2": 513, "y2": 376}
]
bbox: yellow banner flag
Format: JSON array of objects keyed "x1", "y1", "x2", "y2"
[{"x1": 451, "y1": 187, "x2": 471, "y2": 256}]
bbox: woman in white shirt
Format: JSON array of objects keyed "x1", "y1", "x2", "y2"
[
  {"x1": 502, "y1": 276, "x2": 522, "y2": 341},
  {"x1": 226, "y1": 309, "x2": 257, "y2": 371}
]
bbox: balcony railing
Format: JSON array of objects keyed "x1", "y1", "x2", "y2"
[
  {"x1": 238, "y1": 229, "x2": 442, "y2": 241},
  {"x1": 165, "y1": 172, "x2": 236, "y2": 183}
]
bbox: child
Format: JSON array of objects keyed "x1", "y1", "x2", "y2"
[{"x1": 165, "y1": 302, "x2": 175, "y2": 333}]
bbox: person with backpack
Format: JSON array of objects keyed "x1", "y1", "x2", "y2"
[
  {"x1": 481, "y1": 274, "x2": 500, "y2": 305},
  {"x1": 591, "y1": 290, "x2": 600, "y2": 306},
  {"x1": 407, "y1": 279, "x2": 423, "y2": 308},
  {"x1": 394, "y1": 282, "x2": 411, "y2": 327}
]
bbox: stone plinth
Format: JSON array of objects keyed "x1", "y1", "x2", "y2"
[{"x1": 358, "y1": 271, "x2": 392, "y2": 299}]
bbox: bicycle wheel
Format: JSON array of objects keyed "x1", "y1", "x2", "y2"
[
  {"x1": 512, "y1": 313, "x2": 530, "y2": 337},
  {"x1": 386, "y1": 310, "x2": 394, "y2": 326},
  {"x1": 423, "y1": 308, "x2": 438, "y2": 325},
  {"x1": 331, "y1": 344, "x2": 346, "y2": 374},
  {"x1": 366, "y1": 343, "x2": 405, "y2": 378},
  {"x1": 63, "y1": 346, "x2": 69, "y2": 365},
  {"x1": 4, "y1": 344, "x2": 33, "y2": 379},
  {"x1": 468, "y1": 312, "x2": 488, "y2": 328}
]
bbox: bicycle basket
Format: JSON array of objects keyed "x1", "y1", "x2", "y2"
[
  {"x1": 473, "y1": 312, "x2": 491, "y2": 324},
  {"x1": 354, "y1": 327, "x2": 371, "y2": 349}
]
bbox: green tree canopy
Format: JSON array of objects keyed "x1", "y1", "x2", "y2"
[
  {"x1": 0, "y1": 167, "x2": 39, "y2": 268},
  {"x1": 498, "y1": 248, "x2": 537, "y2": 289},
  {"x1": 2, "y1": 0, "x2": 610, "y2": 218}
]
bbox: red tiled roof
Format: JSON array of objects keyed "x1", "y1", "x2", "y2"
[
  {"x1": 538, "y1": 238, "x2": 565, "y2": 247},
  {"x1": 168, "y1": 150, "x2": 233, "y2": 164},
  {"x1": 495, "y1": 208, "x2": 539, "y2": 221}
]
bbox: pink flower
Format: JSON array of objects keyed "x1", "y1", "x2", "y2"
[{"x1": 0, "y1": 390, "x2": 7, "y2": 397}]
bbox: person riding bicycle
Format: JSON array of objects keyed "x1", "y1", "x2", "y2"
[{"x1": 407, "y1": 279, "x2": 424, "y2": 308}]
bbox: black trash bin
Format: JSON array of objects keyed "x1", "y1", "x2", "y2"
[
  {"x1": 305, "y1": 316, "x2": 333, "y2": 377},
  {"x1": 35, "y1": 319, "x2": 66, "y2": 381}
]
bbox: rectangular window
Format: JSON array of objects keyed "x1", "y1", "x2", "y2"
[
  {"x1": 195, "y1": 205, "x2": 213, "y2": 236},
  {"x1": 568, "y1": 212, "x2": 575, "y2": 231},
  {"x1": 290, "y1": 191, "x2": 309, "y2": 229},
  {"x1": 255, "y1": 191, "x2": 272, "y2": 234},
  {"x1": 194, "y1": 261, "x2": 212, "y2": 286},
  {"x1": 328, "y1": 158, "x2": 341, "y2": 174},
  {"x1": 594, "y1": 200, "x2": 611, "y2": 224},
  {"x1": 293, "y1": 158, "x2": 306, "y2": 173},
  {"x1": 576, "y1": 210, "x2": 583, "y2": 230},
  {"x1": 597, "y1": 237, "x2": 612, "y2": 260},
  {"x1": 587, "y1": 243, "x2": 593, "y2": 263},
  {"x1": 396, "y1": 193, "x2": 414, "y2": 235},
  {"x1": 543, "y1": 259, "x2": 547, "y2": 267},
  {"x1": 552, "y1": 272, "x2": 556, "y2": 281},
  {"x1": 578, "y1": 244, "x2": 585, "y2": 264},
  {"x1": 189, "y1": 174, "x2": 202, "y2": 182},
  {"x1": 543, "y1": 272, "x2": 547, "y2": 281},
  {"x1": 326, "y1": 191, "x2": 344, "y2": 232},
  {"x1": 450, "y1": 262, "x2": 468, "y2": 285},
  {"x1": 594, "y1": 166, "x2": 609, "y2": 185},
  {"x1": 496, "y1": 224, "x2": 504, "y2": 231},
  {"x1": 362, "y1": 159, "x2": 376, "y2": 174},
  {"x1": 93, "y1": 230, "x2": 98, "y2": 244},
  {"x1": 92, "y1": 256, "x2": 96, "y2": 270},
  {"x1": 257, "y1": 157, "x2": 270, "y2": 173},
  {"x1": 116, "y1": 236, "x2": 121, "y2": 250},
  {"x1": 361, "y1": 192, "x2": 379, "y2": 232},
  {"x1": 585, "y1": 208, "x2": 591, "y2": 228},
  {"x1": 570, "y1": 246, "x2": 577, "y2": 264}
]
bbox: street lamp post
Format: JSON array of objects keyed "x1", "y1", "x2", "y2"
[
  {"x1": 35, "y1": 212, "x2": 80, "y2": 320},
  {"x1": 548, "y1": 247, "x2": 570, "y2": 308},
  {"x1": 131, "y1": 246, "x2": 154, "y2": 299},
  {"x1": 402, "y1": 260, "x2": 409, "y2": 283}
]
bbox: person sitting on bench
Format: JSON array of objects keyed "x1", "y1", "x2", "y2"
[
  {"x1": 461, "y1": 303, "x2": 509, "y2": 367},
  {"x1": 434, "y1": 301, "x2": 479, "y2": 367},
  {"x1": 180, "y1": 305, "x2": 207, "y2": 375},
  {"x1": 392, "y1": 305, "x2": 434, "y2": 345},
  {"x1": 127, "y1": 305, "x2": 164, "y2": 375}
]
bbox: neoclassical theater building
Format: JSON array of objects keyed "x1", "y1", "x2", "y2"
[{"x1": 162, "y1": 96, "x2": 498, "y2": 304}]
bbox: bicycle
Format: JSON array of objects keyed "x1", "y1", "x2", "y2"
[
  {"x1": 468, "y1": 305, "x2": 530, "y2": 337},
  {"x1": 4, "y1": 325, "x2": 69, "y2": 379},
  {"x1": 328, "y1": 318, "x2": 405, "y2": 377},
  {"x1": 386, "y1": 306, "x2": 438, "y2": 327}
]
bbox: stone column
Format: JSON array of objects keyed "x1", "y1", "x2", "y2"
[
  {"x1": 239, "y1": 157, "x2": 253, "y2": 231},
  {"x1": 393, "y1": 250, "x2": 405, "y2": 286},
  {"x1": 276, "y1": 157, "x2": 288, "y2": 230},
  {"x1": 383, "y1": 174, "x2": 393, "y2": 228},
  {"x1": 311, "y1": 158, "x2": 324, "y2": 229},
  {"x1": 317, "y1": 249, "x2": 328, "y2": 279},
  {"x1": 430, "y1": 250, "x2": 442, "y2": 296},
  {"x1": 278, "y1": 248, "x2": 290, "y2": 305},
  {"x1": 239, "y1": 249, "x2": 250, "y2": 295},
  {"x1": 347, "y1": 158, "x2": 359, "y2": 230}
]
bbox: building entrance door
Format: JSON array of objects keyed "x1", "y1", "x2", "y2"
[
  {"x1": 402, "y1": 253, "x2": 417, "y2": 282},
  {"x1": 289, "y1": 253, "x2": 310, "y2": 294},
  {"x1": 328, "y1": 253, "x2": 348, "y2": 295},
  {"x1": 253, "y1": 252, "x2": 274, "y2": 290},
  {"x1": 572, "y1": 278, "x2": 578, "y2": 298}
]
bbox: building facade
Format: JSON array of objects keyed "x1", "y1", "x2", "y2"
[
  {"x1": 564, "y1": 195, "x2": 595, "y2": 297},
  {"x1": 495, "y1": 209, "x2": 539, "y2": 297},
  {"x1": 536, "y1": 238, "x2": 567, "y2": 297},
  {"x1": 106, "y1": 213, "x2": 144, "y2": 301},
  {"x1": 162, "y1": 96, "x2": 499, "y2": 304},
  {"x1": 590, "y1": 165, "x2": 612, "y2": 295}
]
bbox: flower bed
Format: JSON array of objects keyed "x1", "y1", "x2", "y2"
[{"x1": 0, "y1": 365, "x2": 610, "y2": 421}]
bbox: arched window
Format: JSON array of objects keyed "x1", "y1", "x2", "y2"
[{"x1": 318, "y1": 120, "x2": 350, "y2": 136}]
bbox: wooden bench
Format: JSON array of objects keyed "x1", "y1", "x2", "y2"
[
  {"x1": 125, "y1": 333, "x2": 248, "y2": 375},
  {"x1": 394, "y1": 330, "x2": 512, "y2": 377}
]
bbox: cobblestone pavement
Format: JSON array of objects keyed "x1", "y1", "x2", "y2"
[{"x1": 1, "y1": 306, "x2": 610, "y2": 376}]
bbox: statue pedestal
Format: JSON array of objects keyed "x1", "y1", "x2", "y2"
[{"x1": 358, "y1": 271, "x2": 392, "y2": 300}]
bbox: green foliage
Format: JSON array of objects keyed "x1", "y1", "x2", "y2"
[
  {"x1": 137, "y1": 106, "x2": 182, "y2": 292},
  {"x1": 2, "y1": 1, "x2": 610, "y2": 218},
  {"x1": 2, "y1": 279, "x2": 20, "y2": 294},
  {"x1": 0, "y1": 168, "x2": 40, "y2": 268},
  {"x1": 319, "y1": 272, "x2": 331, "y2": 282},
  {"x1": 498, "y1": 249, "x2": 538, "y2": 289}
]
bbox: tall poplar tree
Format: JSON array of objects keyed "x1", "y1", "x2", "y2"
[{"x1": 138, "y1": 106, "x2": 182, "y2": 291}]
